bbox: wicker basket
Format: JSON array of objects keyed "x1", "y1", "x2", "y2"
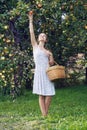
[{"x1": 46, "y1": 62, "x2": 65, "y2": 81}]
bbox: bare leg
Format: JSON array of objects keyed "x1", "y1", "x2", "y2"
[
  {"x1": 45, "y1": 96, "x2": 52, "y2": 115},
  {"x1": 39, "y1": 95, "x2": 47, "y2": 116}
]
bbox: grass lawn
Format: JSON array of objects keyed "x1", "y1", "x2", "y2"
[{"x1": 0, "y1": 85, "x2": 87, "y2": 130}]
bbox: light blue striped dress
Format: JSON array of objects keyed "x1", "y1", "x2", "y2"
[{"x1": 33, "y1": 45, "x2": 55, "y2": 96}]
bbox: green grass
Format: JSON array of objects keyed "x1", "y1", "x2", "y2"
[{"x1": 0, "y1": 85, "x2": 87, "y2": 130}]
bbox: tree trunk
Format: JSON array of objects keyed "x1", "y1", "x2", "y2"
[{"x1": 9, "y1": 19, "x2": 20, "y2": 47}]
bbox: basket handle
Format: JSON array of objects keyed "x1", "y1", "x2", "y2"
[
  {"x1": 54, "y1": 61, "x2": 59, "y2": 65},
  {"x1": 49, "y1": 61, "x2": 59, "y2": 67}
]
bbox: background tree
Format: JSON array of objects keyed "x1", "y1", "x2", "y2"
[{"x1": 0, "y1": 0, "x2": 87, "y2": 97}]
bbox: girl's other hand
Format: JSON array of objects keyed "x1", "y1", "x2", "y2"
[{"x1": 49, "y1": 52, "x2": 54, "y2": 66}]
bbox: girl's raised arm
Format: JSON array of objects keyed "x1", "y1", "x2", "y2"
[{"x1": 28, "y1": 11, "x2": 37, "y2": 46}]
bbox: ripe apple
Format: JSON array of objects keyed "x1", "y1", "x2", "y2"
[
  {"x1": 6, "y1": 39, "x2": 11, "y2": 43},
  {"x1": 4, "y1": 25, "x2": 8, "y2": 30},
  {"x1": 85, "y1": 25, "x2": 87, "y2": 29},
  {"x1": 37, "y1": 3, "x2": 42, "y2": 8},
  {"x1": 0, "y1": 73, "x2": 2, "y2": 76},
  {"x1": 1, "y1": 56, "x2": 5, "y2": 60},
  {"x1": 29, "y1": 10, "x2": 33, "y2": 15},
  {"x1": 9, "y1": 54, "x2": 13, "y2": 57}
]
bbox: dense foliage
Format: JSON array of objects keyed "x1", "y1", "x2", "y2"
[{"x1": 0, "y1": 0, "x2": 87, "y2": 97}]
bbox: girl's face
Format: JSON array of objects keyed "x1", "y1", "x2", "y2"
[{"x1": 38, "y1": 33, "x2": 47, "y2": 43}]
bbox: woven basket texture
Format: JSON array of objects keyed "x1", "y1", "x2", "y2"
[{"x1": 46, "y1": 65, "x2": 65, "y2": 81}]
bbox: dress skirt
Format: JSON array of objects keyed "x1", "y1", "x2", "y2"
[{"x1": 33, "y1": 46, "x2": 55, "y2": 96}]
